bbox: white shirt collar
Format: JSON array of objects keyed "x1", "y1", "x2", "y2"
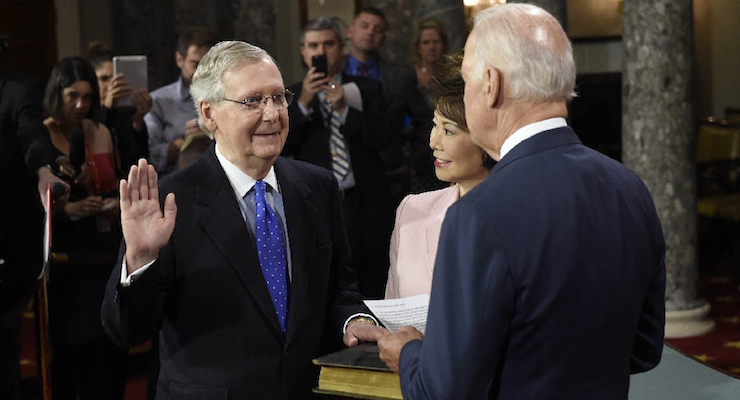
[
  {"x1": 214, "y1": 143, "x2": 280, "y2": 199},
  {"x1": 499, "y1": 117, "x2": 568, "y2": 160}
]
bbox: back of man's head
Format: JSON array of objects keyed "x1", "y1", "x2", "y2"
[
  {"x1": 177, "y1": 28, "x2": 216, "y2": 57},
  {"x1": 470, "y1": 4, "x2": 575, "y2": 103},
  {"x1": 300, "y1": 16, "x2": 344, "y2": 46}
]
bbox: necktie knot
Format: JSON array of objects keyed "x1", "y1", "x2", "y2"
[
  {"x1": 358, "y1": 62, "x2": 369, "y2": 77},
  {"x1": 254, "y1": 180, "x2": 267, "y2": 202}
]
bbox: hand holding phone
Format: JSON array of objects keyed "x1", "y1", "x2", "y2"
[{"x1": 311, "y1": 55, "x2": 328, "y2": 77}]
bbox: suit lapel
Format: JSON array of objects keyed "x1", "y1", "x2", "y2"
[
  {"x1": 274, "y1": 158, "x2": 318, "y2": 343},
  {"x1": 196, "y1": 149, "x2": 284, "y2": 336}
]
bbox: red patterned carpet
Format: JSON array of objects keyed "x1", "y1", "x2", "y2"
[
  {"x1": 17, "y1": 263, "x2": 740, "y2": 399},
  {"x1": 666, "y1": 262, "x2": 740, "y2": 378}
]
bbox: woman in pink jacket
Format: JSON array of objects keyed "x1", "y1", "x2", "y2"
[{"x1": 385, "y1": 52, "x2": 496, "y2": 299}]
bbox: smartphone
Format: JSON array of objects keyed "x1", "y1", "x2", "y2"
[
  {"x1": 112, "y1": 55, "x2": 148, "y2": 108},
  {"x1": 311, "y1": 54, "x2": 328, "y2": 77}
]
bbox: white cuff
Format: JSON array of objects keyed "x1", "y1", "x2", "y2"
[
  {"x1": 342, "y1": 312, "x2": 379, "y2": 334},
  {"x1": 120, "y1": 258, "x2": 156, "y2": 287}
]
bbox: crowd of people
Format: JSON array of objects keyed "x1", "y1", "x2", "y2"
[{"x1": 0, "y1": 4, "x2": 666, "y2": 400}]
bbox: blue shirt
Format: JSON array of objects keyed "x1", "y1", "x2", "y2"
[{"x1": 345, "y1": 54, "x2": 382, "y2": 82}]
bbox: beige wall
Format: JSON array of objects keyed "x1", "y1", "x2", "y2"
[
  {"x1": 708, "y1": 0, "x2": 740, "y2": 119},
  {"x1": 54, "y1": 0, "x2": 82, "y2": 59}
]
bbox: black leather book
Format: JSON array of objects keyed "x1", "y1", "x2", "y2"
[{"x1": 312, "y1": 343, "x2": 402, "y2": 400}]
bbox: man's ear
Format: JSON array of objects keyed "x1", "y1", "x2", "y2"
[
  {"x1": 175, "y1": 51, "x2": 184, "y2": 69},
  {"x1": 484, "y1": 67, "x2": 501, "y2": 108},
  {"x1": 199, "y1": 101, "x2": 217, "y2": 133}
]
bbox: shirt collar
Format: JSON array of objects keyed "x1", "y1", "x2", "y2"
[
  {"x1": 215, "y1": 143, "x2": 279, "y2": 199},
  {"x1": 177, "y1": 76, "x2": 192, "y2": 102},
  {"x1": 499, "y1": 117, "x2": 568, "y2": 159},
  {"x1": 347, "y1": 54, "x2": 379, "y2": 72}
]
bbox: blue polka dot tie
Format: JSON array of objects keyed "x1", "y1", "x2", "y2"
[{"x1": 253, "y1": 180, "x2": 289, "y2": 333}]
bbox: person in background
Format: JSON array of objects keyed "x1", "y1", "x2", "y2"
[
  {"x1": 384, "y1": 51, "x2": 495, "y2": 300},
  {"x1": 86, "y1": 41, "x2": 152, "y2": 171},
  {"x1": 0, "y1": 36, "x2": 68, "y2": 400},
  {"x1": 344, "y1": 6, "x2": 434, "y2": 205},
  {"x1": 101, "y1": 41, "x2": 386, "y2": 400},
  {"x1": 376, "y1": 4, "x2": 666, "y2": 399},
  {"x1": 411, "y1": 18, "x2": 448, "y2": 93},
  {"x1": 284, "y1": 16, "x2": 394, "y2": 300},
  {"x1": 408, "y1": 18, "x2": 450, "y2": 195},
  {"x1": 145, "y1": 28, "x2": 214, "y2": 176},
  {"x1": 43, "y1": 56, "x2": 126, "y2": 400}
]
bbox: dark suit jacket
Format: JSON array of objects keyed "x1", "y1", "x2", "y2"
[
  {"x1": 0, "y1": 67, "x2": 54, "y2": 307},
  {"x1": 399, "y1": 127, "x2": 666, "y2": 400},
  {"x1": 101, "y1": 147, "x2": 367, "y2": 400},
  {"x1": 284, "y1": 73, "x2": 393, "y2": 238},
  {"x1": 342, "y1": 56, "x2": 434, "y2": 202}
]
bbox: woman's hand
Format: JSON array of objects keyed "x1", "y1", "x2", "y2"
[
  {"x1": 103, "y1": 74, "x2": 132, "y2": 109},
  {"x1": 63, "y1": 195, "x2": 104, "y2": 218},
  {"x1": 99, "y1": 197, "x2": 120, "y2": 221}
]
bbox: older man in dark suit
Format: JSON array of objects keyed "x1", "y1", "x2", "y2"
[
  {"x1": 101, "y1": 41, "x2": 386, "y2": 400},
  {"x1": 375, "y1": 4, "x2": 666, "y2": 400},
  {"x1": 284, "y1": 16, "x2": 394, "y2": 300}
]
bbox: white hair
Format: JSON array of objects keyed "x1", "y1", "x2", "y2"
[
  {"x1": 189, "y1": 41, "x2": 277, "y2": 136},
  {"x1": 469, "y1": 3, "x2": 576, "y2": 102}
]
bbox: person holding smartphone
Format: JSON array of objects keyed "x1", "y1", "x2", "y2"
[
  {"x1": 86, "y1": 42, "x2": 152, "y2": 172},
  {"x1": 282, "y1": 16, "x2": 395, "y2": 300}
]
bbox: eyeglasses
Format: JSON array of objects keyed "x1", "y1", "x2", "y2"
[{"x1": 223, "y1": 90, "x2": 294, "y2": 113}]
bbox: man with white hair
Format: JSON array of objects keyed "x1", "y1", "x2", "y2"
[
  {"x1": 375, "y1": 4, "x2": 666, "y2": 399},
  {"x1": 101, "y1": 41, "x2": 386, "y2": 400}
]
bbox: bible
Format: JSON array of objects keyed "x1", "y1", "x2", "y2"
[{"x1": 313, "y1": 343, "x2": 402, "y2": 400}]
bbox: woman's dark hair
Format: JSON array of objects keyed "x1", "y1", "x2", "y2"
[
  {"x1": 429, "y1": 50, "x2": 496, "y2": 170},
  {"x1": 85, "y1": 41, "x2": 114, "y2": 70},
  {"x1": 43, "y1": 56, "x2": 101, "y2": 123}
]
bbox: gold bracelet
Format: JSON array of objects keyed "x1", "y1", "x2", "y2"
[{"x1": 350, "y1": 316, "x2": 377, "y2": 326}]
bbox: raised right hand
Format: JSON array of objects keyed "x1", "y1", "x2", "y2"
[{"x1": 120, "y1": 158, "x2": 177, "y2": 273}]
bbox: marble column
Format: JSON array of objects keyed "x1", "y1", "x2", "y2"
[
  {"x1": 508, "y1": 0, "x2": 567, "y2": 30},
  {"x1": 412, "y1": 0, "x2": 468, "y2": 53},
  {"x1": 622, "y1": 0, "x2": 713, "y2": 338}
]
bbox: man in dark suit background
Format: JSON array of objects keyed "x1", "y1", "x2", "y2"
[
  {"x1": 284, "y1": 16, "x2": 393, "y2": 300},
  {"x1": 101, "y1": 41, "x2": 386, "y2": 400},
  {"x1": 344, "y1": 7, "x2": 434, "y2": 205},
  {"x1": 374, "y1": 4, "x2": 666, "y2": 399},
  {"x1": 0, "y1": 37, "x2": 68, "y2": 400}
]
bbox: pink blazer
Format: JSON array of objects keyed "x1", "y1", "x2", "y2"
[{"x1": 385, "y1": 185, "x2": 459, "y2": 299}]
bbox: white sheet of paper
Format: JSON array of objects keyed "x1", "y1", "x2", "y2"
[{"x1": 364, "y1": 293, "x2": 430, "y2": 334}]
